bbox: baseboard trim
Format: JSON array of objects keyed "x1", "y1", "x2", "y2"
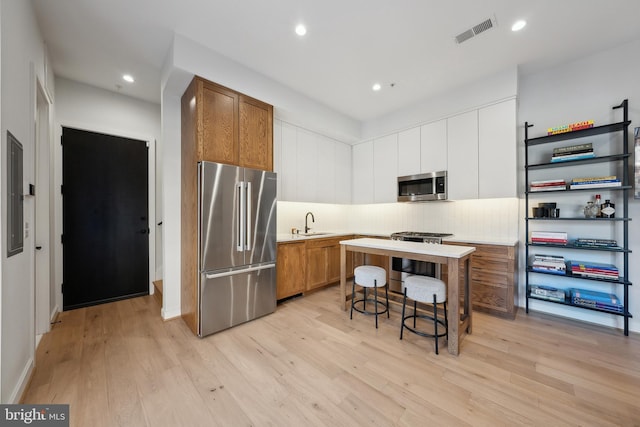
[{"x1": 12, "y1": 356, "x2": 35, "y2": 404}]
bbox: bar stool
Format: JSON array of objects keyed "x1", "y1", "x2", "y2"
[
  {"x1": 400, "y1": 275, "x2": 448, "y2": 354},
  {"x1": 350, "y1": 265, "x2": 389, "y2": 328}
]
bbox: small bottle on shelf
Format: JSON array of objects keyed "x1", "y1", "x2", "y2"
[
  {"x1": 601, "y1": 199, "x2": 616, "y2": 218},
  {"x1": 584, "y1": 201, "x2": 598, "y2": 218},
  {"x1": 594, "y1": 194, "x2": 602, "y2": 217}
]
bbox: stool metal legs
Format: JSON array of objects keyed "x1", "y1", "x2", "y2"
[
  {"x1": 400, "y1": 289, "x2": 448, "y2": 354},
  {"x1": 350, "y1": 279, "x2": 389, "y2": 329}
]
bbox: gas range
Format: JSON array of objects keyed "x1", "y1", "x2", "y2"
[{"x1": 390, "y1": 231, "x2": 453, "y2": 244}]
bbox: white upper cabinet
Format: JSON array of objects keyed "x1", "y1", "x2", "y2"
[
  {"x1": 273, "y1": 119, "x2": 283, "y2": 198},
  {"x1": 316, "y1": 135, "x2": 336, "y2": 203},
  {"x1": 447, "y1": 110, "x2": 479, "y2": 200},
  {"x1": 334, "y1": 141, "x2": 352, "y2": 204},
  {"x1": 352, "y1": 140, "x2": 374, "y2": 204},
  {"x1": 280, "y1": 122, "x2": 298, "y2": 201},
  {"x1": 397, "y1": 127, "x2": 421, "y2": 177},
  {"x1": 420, "y1": 119, "x2": 447, "y2": 173},
  {"x1": 373, "y1": 134, "x2": 399, "y2": 203},
  {"x1": 478, "y1": 99, "x2": 517, "y2": 198},
  {"x1": 296, "y1": 129, "x2": 319, "y2": 202}
]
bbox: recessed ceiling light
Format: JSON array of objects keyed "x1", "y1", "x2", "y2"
[
  {"x1": 372, "y1": 83, "x2": 381, "y2": 91},
  {"x1": 511, "y1": 20, "x2": 526, "y2": 32},
  {"x1": 295, "y1": 24, "x2": 307, "y2": 36},
  {"x1": 122, "y1": 74, "x2": 135, "y2": 83}
]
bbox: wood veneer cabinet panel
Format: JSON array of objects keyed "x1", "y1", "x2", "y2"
[
  {"x1": 448, "y1": 241, "x2": 518, "y2": 319},
  {"x1": 239, "y1": 95, "x2": 273, "y2": 171},
  {"x1": 201, "y1": 82, "x2": 238, "y2": 164},
  {"x1": 276, "y1": 242, "x2": 306, "y2": 300},
  {"x1": 180, "y1": 78, "x2": 199, "y2": 334}
]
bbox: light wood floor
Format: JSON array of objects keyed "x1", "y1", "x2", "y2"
[{"x1": 22, "y1": 286, "x2": 640, "y2": 427}]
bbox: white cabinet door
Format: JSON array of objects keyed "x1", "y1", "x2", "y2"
[
  {"x1": 373, "y1": 134, "x2": 398, "y2": 203},
  {"x1": 296, "y1": 129, "x2": 318, "y2": 202},
  {"x1": 335, "y1": 141, "x2": 352, "y2": 204},
  {"x1": 479, "y1": 99, "x2": 517, "y2": 198},
  {"x1": 316, "y1": 135, "x2": 336, "y2": 203},
  {"x1": 352, "y1": 140, "x2": 374, "y2": 204},
  {"x1": 280, "y1": 122, "x2": 297, "y2": 201},
  {"x1": 421, "y1": 119, "x2": 447, "y2": 173},
  {"x1": 273, "y1": 119, "x2": 282, "y2": 198},
  {"x1": 397, "y1": 127, "x2": 421, "y2": 176},
  {"x1": 447, "y1": 110, "x2": 478, "y2": 200}
]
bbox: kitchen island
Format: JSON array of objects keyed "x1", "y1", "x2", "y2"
[{"x1": 340, "y1": 237, "x2": 475, "y2": 356}]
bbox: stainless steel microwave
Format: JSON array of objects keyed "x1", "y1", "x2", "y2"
[{"x1": 397, "y1": 170, "x2": 447, "y2": 202}]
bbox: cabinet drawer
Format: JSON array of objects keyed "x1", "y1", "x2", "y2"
[
  {"x1": 305, "y1": 237, "x2": 343, "y2": 249},
  {"x1": 471, "y1": 270, "x2": 509, "y2": 287},
  {"x1": 473, "y1": 282, "x2": 510, "y2": 314},
  {"x1": 471, "y1": 257, "x2": 512, "y2": 274}
]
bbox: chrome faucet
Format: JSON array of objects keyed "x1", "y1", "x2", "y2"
[{"x1": 304, "y1": 211, "x2": 315, "y2": 233}]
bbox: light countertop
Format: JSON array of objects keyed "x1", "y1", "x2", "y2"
[
  {"x1": 339, "y1": 237, "x2": 476, "y2": 259},
  {"x1": 277, "y1": 231, "x2": 517, "y2": 246}
]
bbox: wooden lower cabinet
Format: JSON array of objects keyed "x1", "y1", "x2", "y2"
[
  {"x1": 277, "y1": 235, "x2": 355, "y2": 299},
  {"x1": 448, "y1": 241, "x2": 518, "y2": 319},
  {"x1": 276, "y1": 241, "x2": 306, "y2": 300}
]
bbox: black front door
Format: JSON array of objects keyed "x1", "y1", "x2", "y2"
[{"x1": 62, "y1": 127, "x2": 149, "y2": 310}]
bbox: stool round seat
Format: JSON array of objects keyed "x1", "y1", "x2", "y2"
[
  {"x1": 350, "y1": 265, "x2": 389, "y2": 328},
  {"x1": 400, "y1": 275, "x2": 448, "y2": 354},
  {"x1": 405, "y1": 275, "x2": 446, "y2": 304},
  {"x1": 354, "y1": 265, "x2": 386, "y2": 288}
]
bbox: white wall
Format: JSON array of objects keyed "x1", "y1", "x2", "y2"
[
  {"x1": 361, "y1": 67, "x2": 518, "y2": 140},
  {"x1": 53, "y1": 77, "x2": 162, "y2": 314},
  {"x1": 519, "y1": 38, "x2": 640, "y2": 333},
  {"x1": 0, "y1": 0, "x2": 47, "y2": 403}
]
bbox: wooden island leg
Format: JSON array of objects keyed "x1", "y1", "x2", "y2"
[
  {"x1": 447, "y1": 259, "x2": 460, "y2": 356},
  {"x1": 340, "y1": 245, "x2": 348, "y2": 311}
]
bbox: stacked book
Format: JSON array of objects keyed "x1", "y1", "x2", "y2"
[
  {"x1": 569, "y1": 175, "x2": 621, "y2": 189},
  {"x1": 547, "y1": 120, "x2": 594, "y2": 136},
  {"x1": 529, "y1": 179, "x2": 567, "y2": 192},
  {"x1": 530, "y1": 284, "x2": 566, "y2": 302},
  {"x1": 569, "y1": 261, "x2": 619, "y2": 280},
  {"x1": 551, "y1": 142, "x2": 595, "y2": 162},
  {"x1": 570, "y1": 288, "x2": 623, "y2": 313},
  {"x1": 572, "y1": 238, "x2": 619, "y2": 249},
  {"x1": 530, "y1": 254, "x2": 566, "y2": 275},
  {"x1": 531, "y1": 231, "x2": 568, "y2": 245}
]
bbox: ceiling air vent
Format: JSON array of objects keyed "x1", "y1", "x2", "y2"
[{"x1": 455, "y1": 17, "x2": 496, "y2": 44}]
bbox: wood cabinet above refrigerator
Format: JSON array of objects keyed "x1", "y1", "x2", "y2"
[{"x1": 182, "y1": 76, "x2": 274, "y2": 171}]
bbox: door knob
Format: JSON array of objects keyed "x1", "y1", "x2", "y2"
[{"x1": 35, "y1": 246, "x2": 42, "y2": 250}]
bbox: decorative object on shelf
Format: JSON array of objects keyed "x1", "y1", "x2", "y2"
[
  {"x1": 569, "y1": 176, "x2": 621, "y2": 189},
  {"x1": 602, "y1": 199, "x2": 615, "y2": 218},
  {"x1": 595, "y1": 194, "x2": 602, "y2": 217},
  {"x1": 547, "y1": 120, "x2": 594, "y2": 136},
  {"x1": 524, "y1": 99, "x2": 631, "y2": 335},
  {"x1": 583, "y1": 201, "x2": 598, "y2": 218},
  {"x1": 551, "y1": 142, "x2": 595, "y2": 162},
  {"x1": 532, "y1": 202, "x2": 557, "y2": 217}
]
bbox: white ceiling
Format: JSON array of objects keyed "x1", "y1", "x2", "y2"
[{"x1": 32, "y1": 0, "x2": 640, "y2": 123}]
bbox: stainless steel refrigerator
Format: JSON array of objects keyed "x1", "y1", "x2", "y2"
[{"x1": 198, "y1": 161, "x2": 277, "y2": 337}]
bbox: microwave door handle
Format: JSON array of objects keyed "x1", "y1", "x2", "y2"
[
  {"x1": 245, "y1": 181, "x2": 252, "y2": 251},
  {"x1": 237, "y1": 181, "x2": 245, "y2": 252}
]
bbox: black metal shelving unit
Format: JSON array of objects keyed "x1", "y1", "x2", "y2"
[{"x1": 524, "y1": 99, "x2": 632, "y2": 335}]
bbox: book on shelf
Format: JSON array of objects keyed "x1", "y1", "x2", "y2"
[
  {"x1": 551, "y1": 152, "x2": 595, "y2": 163},
  {"x1": 530, "y1": 186, "x2": 567, "y2": 192},
  {"x1": 553, "y1": 143, "x2": 593, "y2": 154},
  {"x1": 570, "y1": 288, "x2": 621, "y2": 305},
  {"x1": 572, "y1": 298, "x2": 624, "y2": 312},
  {"x1": 572, "y1": 175, "x2": 616, "y2": 183},
  {"x1": 572, "y1": 238, "x2": 618, "y2": 248},
  {"x1": 531, "y1": 231, "x2": 568, "y2": 239},
  {"x1": 532, "y1": 266, "x2": 566, "y2": 275},
  {"x1": 529, "y1": 285, "x2": 566, "y2": 301},
  {"x1": 569, "y1": 181, "x2": 621, "y2": 189},
  {"x1": 547, "y1": 120, "x2": 594, "y2": 135},
  {"x1": 533, "y1": 254, "x2": 565, "y2": 261}
]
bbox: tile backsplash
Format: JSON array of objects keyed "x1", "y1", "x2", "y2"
[{"x1": 278, "y1": 198, "x2": 520, "y2": 240}]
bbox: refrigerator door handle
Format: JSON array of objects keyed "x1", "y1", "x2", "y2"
[
  {"x1": 237, "y1": 181, "x2": 245, "y2": 252},
  {"x1": 205, "y1": 263, "x2": 276, "y2": 279},
  {"x1": 245, "y1": 181, "x2": 252, "y2": 251}
]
